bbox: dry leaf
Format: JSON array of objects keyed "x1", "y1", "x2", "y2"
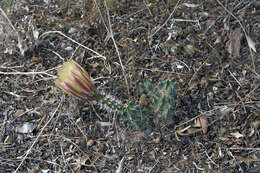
[
  {"x1": 226, "y1": 28, "x2": 243, "y2": 57},
  {"x1": 126, "y1": 154, "x2": 135, "y2": 161},
  {"x1": 252, "y1": 121, "x2": 260, "y2": 129},
  {"x1": 184, "y1": 44, "x2": 195, "y2": 55},
  {"x1": 205, "y1": 19, "x2": 215, "y2": 31},
  {"x1": 246, "y1": 35, "x2": 257, "y2": 53},
  {"x1": 74, "y1": 155, "x2": 89, "y2": 171},
  {"x1": 90, "y1": 63, "x2": 98, "y2": 68},
  {"x1": 41, "y1": 169, "x2": 50, "y2": 173},
  {"x1": 14, "y1": 109, "x2": 24, "y2": 117},
  {"x1": 44, "y1": 92, "x2": 50, "y2": 99},
  {"x1": 154, "y1": 136, "x2": 160, "y2": 144},
  {"x1": 218, "y1": 106, "x2": 233, "y2": 116},
  {"x1": 87, "y1": 139, "x2": 95, "y2": 147},
  {"x1": 214, "y1": 36, "x2": 221, "y2": 44},
  {"x1": 193, "y1": 118, "x2": 201, "y2": 128},
  {"x1": 16, "y1": 122, "x2": 35, "y2": 134},
  {"x1": 230, "y1": 132, "x2": 243, "y2": 139},
  {"x1": 200, "y1": 116, "x2": 208, "y2": 134},
  {"x1": 187, "y1": 127, "x2": 201, "y2": 134},
  {"x1": 31, "y1": 56, "x2": 41, "y2": 61},
  {"x1": 249, "y1": 128, "x2": 255, "y2": 137},
  {"x1": 183, "y1": 3, "x2": 200, "y2": 8},
  {"x1": 139, "y1": 94, "x2": 149, "y2": 108},
  {"x1": 212, "y1": 86, "x2": 218, "y2": 94}
]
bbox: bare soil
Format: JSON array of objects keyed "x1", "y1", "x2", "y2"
[{"x1": 0, "y1": 0, "x2": 260, "y2": 172}]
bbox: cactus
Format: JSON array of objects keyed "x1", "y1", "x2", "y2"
[
  {"x1": 55, "y1": 60, "x2": 177, "y2": 130},
  {"x1": 140, "y1": 80, "x2": 178, "y2": 124},
  {"x1": 121, "y1": 102, "x2": 151, "y2": 131},
  {"x1": 152, "y1": 80, "x2": 178, "y2": 119},
  {"x1": 121, "y1": 80, "x2": 178, "y2": 130}
]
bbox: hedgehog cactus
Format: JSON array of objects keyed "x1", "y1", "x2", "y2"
[
  {"x1": 122, "y1": 80, "x2": 178, "y2": 130},
  {"x1": 141, "y1": 80, "x2": 178, "y2": 123},
  {"x1": 121, "y1": 102, "x2": 150, "y2": 131},
  {"x1": 55, "y1": 60, "x2": 177, "y2": 130},
  {"x1": 152, "y1": 80, "x2": 178, "y2": 119}
]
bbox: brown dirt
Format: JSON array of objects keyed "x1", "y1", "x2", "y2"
[{"x1": 0, "y1": 0, "x2": 260, "y2": 172}]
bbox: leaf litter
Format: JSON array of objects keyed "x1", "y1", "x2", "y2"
[{"x1": 0, "y1": 0, "x2": 259, "y2": 172}]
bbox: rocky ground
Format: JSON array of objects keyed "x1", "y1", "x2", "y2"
[{"x1": 0, "y1": 0, "x2": 260, "y2": 172}]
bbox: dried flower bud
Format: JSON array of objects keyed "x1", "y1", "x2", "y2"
[{"x1": 55, "y1": 60, "x2": 96, "y2": 100}]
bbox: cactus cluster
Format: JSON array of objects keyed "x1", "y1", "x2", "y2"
[{"x1": 121, "y1": 80, "x2": 178, "y2": 130}]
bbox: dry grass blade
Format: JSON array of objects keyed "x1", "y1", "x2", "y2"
[
  {"x1": 104, "y1": 1, "x2": 130, "y2": 95},
  {"x1": 14, "y1": 98, "x2": 63, "y2": 173},
  {"x1": 40, "y1": 31, "x2": 106, "y2": 61}
]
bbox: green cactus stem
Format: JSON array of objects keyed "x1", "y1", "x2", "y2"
[
  {"x1": 120, "y1": 102, "x2": 151, "y2": 131},
  {"x1": 121, "y1": 79, "x2": 178, "y2": 130},
  {"x1": 140, "y1": 79, "x2": 178, "y2": 125}
]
